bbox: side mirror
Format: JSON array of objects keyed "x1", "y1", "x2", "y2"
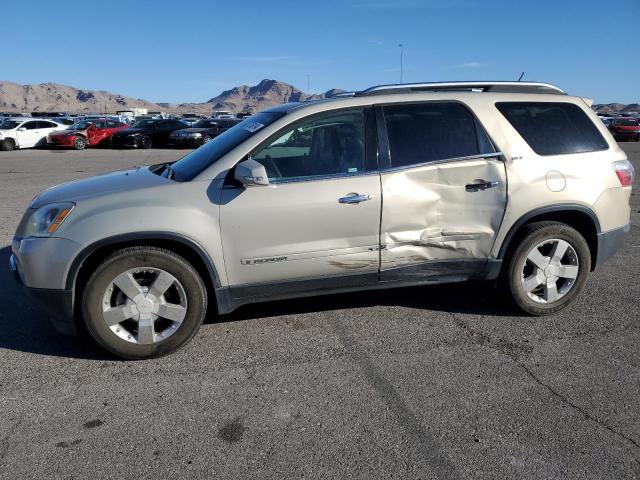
[
  {"x1": 17, "y1": 127, "x2": 26, "y2": 131},
  {"x1": 234, "y1": 158, "x2": 269, "y2": 186}
]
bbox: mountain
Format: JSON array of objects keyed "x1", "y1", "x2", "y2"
[
  {"x1": 593, "y1": 103, "x2": 640, "y2": 114},
  {"x1": 206, "y1": 79, "x2": 323, "y2": 112},
  {"x1": 0, "y1": 79, "x2": 343, "y2": 115},
  {"x1": 0, "y1": 81, "x2": 163, "y2": 114}
]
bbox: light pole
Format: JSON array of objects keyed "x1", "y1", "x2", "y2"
[{"x1": 399, "y1": 43, "x2": 404, "y2": 84}]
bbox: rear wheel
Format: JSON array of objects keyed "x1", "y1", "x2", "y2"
[
  {"x1": 82, "y1": 246, "x2": 207, "y2": 359},
  {"x1": 503, "y1": 222, "x2": 590, "y2": 315},
  {"x1": 73, "y1": 136, "x2": 86, "y2": 150},
  {"x1": 140, "y1": 136, "x2": 152, "y2": 149},
  {"x1": 0, "y1": 138, "x2": 15, "y2": 151}
]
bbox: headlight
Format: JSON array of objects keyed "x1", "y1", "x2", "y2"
[
  {"x1": 22, "y1": 202, "x2": 75, "y2": 237},
  {"x1": 187, "y1": 132, "x2": 202, "y2": 138}
]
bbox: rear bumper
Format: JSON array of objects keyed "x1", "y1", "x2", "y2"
[
  {"x1": 595, "y1": 223, "x2": 630, "y2": 269},
  {"x1": 10, "y1": 253, "x2": 76, "y2": 335}
]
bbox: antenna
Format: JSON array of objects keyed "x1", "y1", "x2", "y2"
[
  {"x1": 398, "y1": 43, "x2": 404, "y2": 84},
  {"x1": 517, "y1": 71, "x2": 525, "y2": 82}
]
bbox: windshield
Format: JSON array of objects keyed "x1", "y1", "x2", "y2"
[
  {"x1": 68, "y1": 121, "x2": 94, "y2": 130},
  {"x1": 168, "y1": 112, "x2": 286, "y2": 181},
  {"x1": 192, "y1": 119, "x2": 217, "y2": 128},
  {"x1": 133, "y1": 119, "x2": 159, "y2": 128},
  {"x1": 0, "y1": 120, "x2": 21, "y2": 129},
  {"x1": 615, "y1": 119, "x2": 639, "y2": 126}
]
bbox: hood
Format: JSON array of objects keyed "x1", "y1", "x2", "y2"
[
  {"x1": 173, "y1": 127, "x2": 213, "y2": 134},
  {"x1": 32, "y1": 166, "x2": 169, "y2": 207},
  {"x1": 49, "y1": 129, "x2": 86, "y2": 137},
  {"x1": 113, "y1": 127, "x2": 146, "y2": 136}
]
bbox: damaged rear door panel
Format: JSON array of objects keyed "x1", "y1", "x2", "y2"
[
  {"x1": 380, "y1": 157, "x2": 507, "y2": 280},
  {"x1": 377, "y1": 101, "x2": 507, "y2": 281}
]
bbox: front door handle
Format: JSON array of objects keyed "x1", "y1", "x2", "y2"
[
  {"x1": 339, "y1": 193, "x2": 372, "y2": 204},
  {"x1": 465, "y1": 180, "x2": 499, "y2": 192}
]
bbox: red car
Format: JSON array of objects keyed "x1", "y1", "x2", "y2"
[
  {"x1": 47, "y1": 118, "x2": 128, "y2": 149},
  {"x1": 608, "y1": 117, "x2": 640, "y2": 142}
]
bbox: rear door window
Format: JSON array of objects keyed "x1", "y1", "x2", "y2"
[
  {"x1": 382, "y1": 102, "x2": 494, "y2": 168},
  {"x1": 496, "y1": 102, "x2": 608, "y2": 155}
]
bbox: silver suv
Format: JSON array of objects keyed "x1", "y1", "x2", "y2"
[{"x1": 10, "y1": 82, "x2": 634, "y2": 359}]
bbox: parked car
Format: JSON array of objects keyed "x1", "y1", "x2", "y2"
[
  {"x1": 600, "y1": 117, "x2": 614, "y2": 127},
  {"x1": 0, "y1": 117, "x2": 64, "y2": 151},
  {"x1": 10, "y1": 81, "x2": 634, "y2": 359},
  {"x1": 46, "y1": 118, "x2": 128, "y2": 150},
  {"x1": 212, "y1": 110, "x2": 234, "y2": 119},
  {"x1": 168, "y1": 118, "x2": 241, "y2": 147},
  {"x1": 110, "y1": 118, "x2": 188, "y2": 148},
  {"x1": 608, "y1": 117, "x2": 640, "y2": 142},
  {"x1": 54, "y1": 117, "x2": 76, "y2": 126}
]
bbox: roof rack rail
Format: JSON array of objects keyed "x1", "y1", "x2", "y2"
[
  {"x1": 356, "y1": 81, "x2": 566, "y2": 96},
  {"x1": 327, "y1": 91, "x2": 356, "y2": 98}
]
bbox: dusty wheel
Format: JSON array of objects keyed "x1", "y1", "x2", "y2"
[
  {"x1": 73, "y1": 136, "x2": 86, "y2": 150},
  {"x1": 82, "y1": 246, "x2": 207, "y2": 359},
  {"x1": 140, "y1": 136, "x2": 152, "y2": 149},
  {"x1": 503, "y1": 222, "x2": 590, "y2": 315},
  {"x1": 0, "y1": 138, "x2": 15, "y2": 151}
]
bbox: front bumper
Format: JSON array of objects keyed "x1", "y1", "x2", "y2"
[
  {"x1": 168, "y1": 137, "x2": 203, "y2": 147},
  {"x1": 47, "y1": 136, "x2": 75, "y2": 147},
  {"x1": 613, "y1": 131, "x2": 640, "y2": 141},
  {"x1": 595, "y1": 223, "x2": 630, "y2": 269},
  {"x1": 111, "y1": 137, "x2": 139, "y2": 148},
  {"x1": 10, "y1": 253, "x2": 76, "y2": 335}
]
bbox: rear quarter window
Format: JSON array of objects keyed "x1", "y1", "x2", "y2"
[{"x1": 496, "y1": 102, "x2": 608, "y2": 156}]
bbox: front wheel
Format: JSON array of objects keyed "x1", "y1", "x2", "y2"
[
  {"x1": 82, "y1": 246, "x2": 207, "y2": 359},
  {"x1": 140, "y1": 136, "x2": 152, "y2": 149},
  {"x1": 73, "y1": 136, "x2": 86, "y2": 150},
  {"x1": 503, "y1": 222, "x2": 591, "y2": 315},
  {"x1": 0, "y1": 138, "x2": 15, "y2": 151}
]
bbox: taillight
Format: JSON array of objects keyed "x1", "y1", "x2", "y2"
[{"x1": 613, "y1": 160, "x2": 635, "y2": 187}]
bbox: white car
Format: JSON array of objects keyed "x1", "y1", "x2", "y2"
[{"x1": 0, "y1": 117, "x2": 65, "y2": 151}]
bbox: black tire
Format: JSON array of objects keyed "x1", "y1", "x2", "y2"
[
  {"x1": 140, "y1": 136, "x2": 152, "y2": 149},
  {"x1": 82, "y1": 246, "x2": 207, "y2": 359},
  {"x1": 0, "y1": 138, "x2": 15, "y2": 151},
  {"x1": 502, "y1": 221, "x2": 591, "y2": 315},
  {"x1": 202, "y1": 135, "x2": 212, "y2": 144},
  {"x1": 73, "y1": 136, "x2": 86, "y2": 150}
]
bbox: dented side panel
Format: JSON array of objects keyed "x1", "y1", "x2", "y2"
[{"x1": 380, "y1": 158, "x2": 507, "y2": 274}]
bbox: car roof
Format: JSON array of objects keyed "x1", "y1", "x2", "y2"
[
  {"x1": 262, "y1": 81, "x2": 574, "y2": 116},
  {"x1": 261, "y1": 81, "x2": 588, "y2": 120},
  {"x1": 2, "y1": 117, "x2": 60, "y2": 122}
]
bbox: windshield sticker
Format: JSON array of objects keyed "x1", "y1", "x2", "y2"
[{"x1": 242, "y1": 121, "x2": 264, "y2": 133}]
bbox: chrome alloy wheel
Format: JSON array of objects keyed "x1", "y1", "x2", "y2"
[
  {"x1": 521, "y1": 238, "x2": 579, "y2": 304},
  {"x1": 101, "y1": 268, "x2": 187, "y2": 344}
]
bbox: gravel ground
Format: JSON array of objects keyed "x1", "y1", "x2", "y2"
[{"x1": 0, "y1": 145, "x2": 638, "y2": 479}]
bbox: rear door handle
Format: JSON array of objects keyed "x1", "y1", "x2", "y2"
[
  {"x1": 339, "y1": 193, "x2": 372, "y2": 204},
  {"x1": 465, "y1": 180, "x2": 499, "y2": 192}
]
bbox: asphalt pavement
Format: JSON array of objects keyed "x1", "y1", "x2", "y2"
[{"x1": 0, "y1": 145, "x2": 638, "y2": 479}]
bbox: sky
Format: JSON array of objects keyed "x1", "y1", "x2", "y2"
[{"x1": 2, "y1": 0, "x2": 639, "y2": 104}]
